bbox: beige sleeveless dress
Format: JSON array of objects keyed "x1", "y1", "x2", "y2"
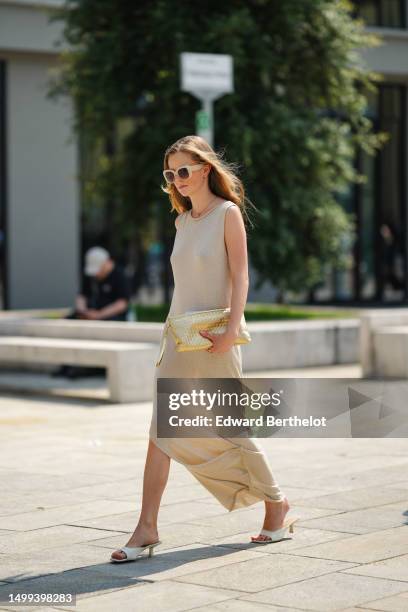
[{"x1": 149, "y1": 200, "x2": 285, "y2": 511}]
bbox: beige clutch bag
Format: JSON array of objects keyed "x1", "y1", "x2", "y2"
[{"x1": 155, "y1": 307, "x2": 251, "y2": 367}]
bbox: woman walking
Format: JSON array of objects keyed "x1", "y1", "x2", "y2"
[{"x1": 111, "y1": 135, "x2": 298, "y2": 563}]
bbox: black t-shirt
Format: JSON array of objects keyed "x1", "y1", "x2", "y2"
[{"x1": 80, "y1": 265, "x2": 131, "y2": 316}]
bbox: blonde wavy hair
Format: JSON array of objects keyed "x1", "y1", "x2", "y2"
[{"x1": 162, "y1": 135, "x2": 257, "y2": 228}]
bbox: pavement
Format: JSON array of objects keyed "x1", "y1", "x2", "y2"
[{"x1": 0, "y1": 363, "x2": 407, "y2": 611}]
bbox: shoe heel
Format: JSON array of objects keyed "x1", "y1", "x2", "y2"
[
  {"x1": 148, "y1": 542, "x2": 161, "y2": 557},
  {"x1": 288, "y1": 518, "x2": 300, "y2": 534}
]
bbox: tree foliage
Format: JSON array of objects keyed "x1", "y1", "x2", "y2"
[{"x1": 49, "y1": 0, "x2": 385, "y2": 297}]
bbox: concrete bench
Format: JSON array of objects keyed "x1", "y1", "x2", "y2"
[
  {"x1": 0, "y1": 317, "x2": 360, "y2": 373},
  {"x1": 372, "y1": 326, "x2": 408, "y2": 378},
  {"x1": 242, "y1": 319, "x2": 359, "y2": 370},
  {"x1": 360, "y1": 309, "x2": 408, "y2": 377},
  {"x1": 0, "y1": 336, "x2": 157, "y2": 403},
  {"x1": 0, "y1": 318, "x2": 162, "y2": 343}
]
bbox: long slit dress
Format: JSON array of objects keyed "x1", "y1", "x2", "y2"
[{"x1": 149, "y1": 200, "x2": 285, "y2": 511}]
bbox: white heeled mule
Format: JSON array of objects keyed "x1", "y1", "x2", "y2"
[
  {"x1": 110, "y1": 540, "x2": 161, "y2": 563},
  {"x1": 251, "y1": 517, "x2": 300, "y2": 544}
]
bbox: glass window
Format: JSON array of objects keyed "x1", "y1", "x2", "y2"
[
  {"x1": 311, "y1": 83, "x2": 407, "y2": 304},
  {"x1": 377, "y1": 86, "x2": 405, "y2": 300},
  {"x1": 357, "y1": 0, "x2": 377, "y2": 25},
  {"x1": 354, "y1": 1, "x2": 406, "y2": 28},
  {"x1": 359, "y1": 150, "x2": 376, "y2": 299}
]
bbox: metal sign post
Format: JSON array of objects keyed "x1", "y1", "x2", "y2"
[{"x1": 180, "y1": 52, "x2": 234, "y2": 147}]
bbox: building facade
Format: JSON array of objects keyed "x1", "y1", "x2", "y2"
[
  {"x1": 0, "y1": 0, "x2": 79, "y2": 310},
  {"x1": 310, "y1": 0, "x2": 408, "y2": 304}
]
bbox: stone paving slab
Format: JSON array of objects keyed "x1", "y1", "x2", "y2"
[
  {"x1": 0, "y1": 470, "x2": 121, "y2": 495},
  {"x1": 343, "y1": 551, "x2": 408, "y2": 581},
  {"x1": 66, "y1": 511, "x2": 156, "y2": 534},
  {"x1": 186, "y1": 503, "x2": 343, "y2": 537},
  {"x1": 70, "y1": 479, "x2": 211, "y2": 507},
  {"x1": 0, "y1": 525, "x2": 125, "y2": 555},
  {"x1": 0, "y1": 490, "x2": 121, "y2": 517},
  {"x1": 21, "y1": 581, "x2": 245, "y2": 612},
  {"x1": 298, "y1": 500, "x2": 408, "y2": 534},
  {"x1": 384, "y1": 480, "x2": 408, "y2": 490},
  {"x1": 90, "y1": 543, "x2": 270, "y2": 582},
  {"x1": 0, "y1": 499, "x2": 139, "y2": 532},
  {"x1": 49, "y1": 479, "x2": 145, "y2": 502},
  {"x1": 277, "y1": 461, "x2": 408, "y2": 492},
  {"x1": 54, "y1": 581, "x2": 242, "y2": 612},
  {"x1": 0, "y1": 451, "x2": 147, "y2": 477},
  {"x1": 68, "y1": 500, "x2": 228, "y2": 534},
  {"x1": 240, "y1": 572, "x2": 408, "y2": 611},
  {"x1": 175, "y1": 553, "x2": 358, "y2": 592},
  {"x1": 291, "y1": 485, "x2": 408, "y2": 511},
  {"x1": 0, "y1": 567, "x2": 145, "y2": 609},
  {"x1": 289, "y1": 525, "x2": 408, "y2": 563},
  {"x1": 359, "y1": 590, "x2": 408, "y2": 610},
  {"x1": 340, "y1": 609, "x2": 382, "y2": 612},
  {"x1": 191, "y1": 601, "x2": 303, "y2": 612},
  {"x1": 197, "y1": 526, "x2": 356, "y2": 553},
  {"x1": 87, "y1": 522, "x2": 233, "y2": 553},
  {"x1": 0, "y1": 542, "x2": 138, "y2": 583},
  {"x1": 286, "y1": 453, "x2": 407, "y2": 475}
]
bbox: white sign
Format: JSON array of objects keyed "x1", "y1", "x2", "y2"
[{"x1": 181, "y1": 52, "x2": 234, "y2": 95}]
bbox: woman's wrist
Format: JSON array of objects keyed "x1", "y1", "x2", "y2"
[{"x1": 225, "y1": 326, "x2": 239, "y2": 338}]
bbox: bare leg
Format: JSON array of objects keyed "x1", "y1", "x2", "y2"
[
  {"x1": 251, "y1": 496, "x2": 290, "y2": 542},
  {"x1": 111, "y1": 440, "x2": 170, "y2": 560}
]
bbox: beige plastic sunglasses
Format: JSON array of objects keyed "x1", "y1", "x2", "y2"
[{"x1": 163, "y1": 163, "x2": 204, "y2": 184}]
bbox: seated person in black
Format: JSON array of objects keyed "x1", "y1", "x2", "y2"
[{"x1": 52, "y1": 247, "x2": 131, "y2": 378}]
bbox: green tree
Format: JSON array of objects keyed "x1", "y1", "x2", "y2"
[{"x1": 49, "y1": 0, "x2": 384, "y2": 301}]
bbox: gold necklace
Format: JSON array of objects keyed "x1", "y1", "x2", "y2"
[{"x1": 191, "y1": 196, "x2": 219, "y2": 219}]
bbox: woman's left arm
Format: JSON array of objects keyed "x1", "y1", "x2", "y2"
[
  {"x1": 224, "y1": 205, "x2": 249, "y2": 337},
  {"x1": 200, "y1": 205, "x2": 249, "y2": 353}
]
